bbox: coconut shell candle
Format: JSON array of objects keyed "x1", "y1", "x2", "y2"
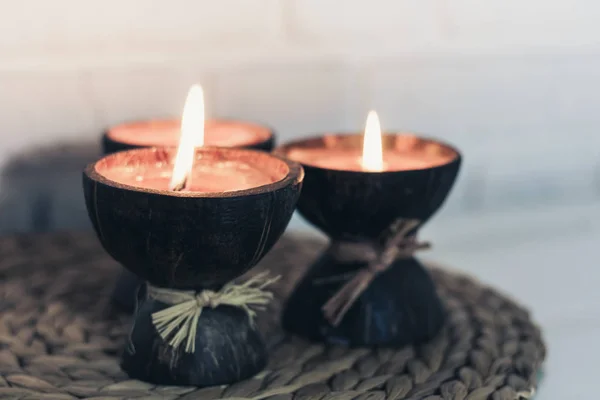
[
  {"x1": 103, "y1": 119, "x2": 275, "y2": 153},
  {"x1": 83, "y1": 86, "x2": 303, "y2": 386},
  {"x1": 103, "y1": 92, "x2": 276, "y2": 313},
  {"x1": 276, "y1": 111, "x2": 461, "y2": 347}
]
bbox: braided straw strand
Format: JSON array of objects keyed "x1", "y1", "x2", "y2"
[{"x1": 149, "y1": 271, "x2": 280, "y2": 353}]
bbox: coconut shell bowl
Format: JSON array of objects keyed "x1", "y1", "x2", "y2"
[
  {"x1": 82, "y1": 147, "x2": 303, "y2": 386},
  {"x1": 275, "y1": 133, "x2": 461, "y2": 348}
]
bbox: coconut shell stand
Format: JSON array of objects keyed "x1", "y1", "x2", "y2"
[
  {"x1": 101, "y1": 123, "x2": 276, "y2": 313},
  {"x1": 82, "y1": 147, "x2": 303, "y2": 386}
]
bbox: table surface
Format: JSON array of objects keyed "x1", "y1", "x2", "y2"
[{"x1": 434, "y1": 234, "x2": 594, "y2": 400}]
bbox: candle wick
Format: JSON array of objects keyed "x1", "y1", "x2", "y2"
[{"x1": 170, "y1": 175, "x2": 188, "y2": 192}]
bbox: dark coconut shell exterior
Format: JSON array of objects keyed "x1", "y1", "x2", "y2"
[
  {"x1": 275, "y1": 134, "x2": 461, "y2": 241},
  {"x1": 83, "y1": 147, "x2": 303, "y2": 290}
]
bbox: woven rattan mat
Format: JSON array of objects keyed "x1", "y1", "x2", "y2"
[{"x1": 0, "y1": 232, "x2": 545, "y2": 400}]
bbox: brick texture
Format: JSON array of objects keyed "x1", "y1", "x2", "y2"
[
  {"x1": 443, "y1": 0, "x2": 600, "y2": 50},
  {"x1": 213, "y1": 62, "x2": 362, "y2": 140},
  {"x1": 0, "y1": 71, "x2": 96, "y2": 163},
  {"x1": 0, "y1": 0, "x2": 281, "y2": 59},
  {"x1": 85, "y1": 67, "x2": 213, "y2": 128},
  {"x1": 288, "y1": 0, "x2": 443, "y2": 51}
]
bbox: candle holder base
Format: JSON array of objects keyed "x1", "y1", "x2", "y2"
[
  {"x1": 282, "y1": 249, "x2": 445, "y2": 347},
  {"x1": 123, "y1": 295, "x2": 267, "y2": 386}
]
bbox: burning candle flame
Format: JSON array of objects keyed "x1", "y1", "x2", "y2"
[
  {"x1": 169, "y1": 84, "x2": 205, "y2": 191},
  {"x1": 361, "y1": 110, "x2": 383, "y2": 171}
]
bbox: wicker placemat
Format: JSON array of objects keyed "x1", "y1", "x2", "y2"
[{"x1": 0, "y1": 232, "x2": 545, "y2": 400}]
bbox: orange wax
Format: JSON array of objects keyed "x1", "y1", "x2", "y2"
[
  {"x1": 96, "y1": 150, "x2": 286, "y2": 193},
  {"x1": 286, "y1": 134, "x2": 457, "y2": 172},
  {"x1": 286, "y1": 148, "x2": 451, "y2": 171},
  {"x1": 106, "y1": 119, "x2": 271, "y2": 148}
]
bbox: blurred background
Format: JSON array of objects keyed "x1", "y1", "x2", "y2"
[{"x1": 0, "y1": 1, "x2": 598, "y2": 397}]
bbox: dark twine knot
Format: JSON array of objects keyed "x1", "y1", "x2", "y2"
[{"x1": 322, "y1": 219, "x2": 431, "y2": 326}]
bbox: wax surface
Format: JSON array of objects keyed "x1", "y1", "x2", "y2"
[
  {"x1": 99, "y1": 157, "x2": 280, "y2": 193},
  {"x1": 286, "y1": 148, "x2": 455, "y2": 171},
  {"x1": 107, "y1": 119, "x2": 271, "y2": 147}
]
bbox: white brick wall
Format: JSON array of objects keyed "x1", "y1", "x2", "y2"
[
  {"x1": 288, "y1": 0, "x2": 443, "y2": 51},
  {"x1": 0, "y1": 71, "x2": 96, "y2": 159},
  {"x1": 85, "y1": 67, "x2": 211, "y2": 126},
  {"x1": 444, "y1": 0, "x2": 600, "y2": 50},
  {"x1": 0, "y1": 0, "x2": 599, "y2": 231},
  {"x1": 213, "y1": 62, "x2": 360, "y2": 136},
  {"x1": 0, "y1": 1, "x2": 282, "y2": 58}
]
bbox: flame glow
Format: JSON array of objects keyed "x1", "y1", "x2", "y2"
[
  {"x1": 361, "y1": 110, "x2": 383, "y2": 171},
  {"x1": 169, "y1": 84, "x2": 205, "y2": 191}
]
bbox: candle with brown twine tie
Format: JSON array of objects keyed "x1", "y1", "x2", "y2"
[{"x1": 276, "y1": 112, "x2": 462, "y2": 347}]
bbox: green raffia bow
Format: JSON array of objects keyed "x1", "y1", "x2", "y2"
[{"x1": 147, "y1": 271, "x2": 280, "y2": 353}]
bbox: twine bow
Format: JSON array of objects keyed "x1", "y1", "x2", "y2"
[
  {"x1": 322, "y1": 219, "x2": 430, "y2": 327},
  {"x1": 147, "y1": 271, "x2": 279, "y2": 353}
]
